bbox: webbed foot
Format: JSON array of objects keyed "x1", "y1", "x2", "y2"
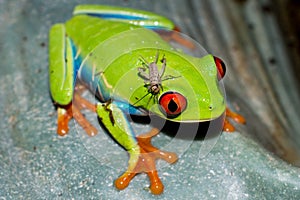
[
  {"x1": 56, "y1": 92, "x2": 97, "y2": 136},
  {"x1": 223, "y1": 107, "x2": 246, "y2": 132},
  {"x1": 114, "y1": 128, "x2": 178, "y2": 195}
]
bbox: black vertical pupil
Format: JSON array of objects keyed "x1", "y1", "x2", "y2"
[{"x1": 168, "y1": 99, "x2": 178, "y2": 113}]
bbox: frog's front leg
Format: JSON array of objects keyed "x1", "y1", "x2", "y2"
[
  {"x1": 97, "y1": 101, "x2": 178, "y2": 195},
  {"x1": 49, "y1": 24, "x2": 97, "y2": 136}
]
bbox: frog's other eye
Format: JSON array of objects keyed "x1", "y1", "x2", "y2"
[
  {"x1": 214, "y1": 56, "x2": 226, "y2": 80},
  {"x1": 159, "y1": 92, "x2": 187, "y2": 118}
]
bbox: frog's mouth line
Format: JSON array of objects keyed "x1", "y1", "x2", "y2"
[
  {"x1": 130, "y1": 110, "x2": 226, "y2": 123},
  {"x1": 130, "y1": 112, "x2": 225, "y2": 140},
  {"x1": 163, "y1": 114, "x2": 225, "y2": 123},
  {"x1": 136, "y1": 102, "x2": 225, "y2": 123}
]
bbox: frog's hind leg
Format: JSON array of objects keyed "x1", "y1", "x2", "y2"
[
  {"x1": 73, "y1": 5, "x2": 175, "y2": 30},
  {"x1": 49, "y1": 24, "x2": 97, "y2": 136},
  {"x1": 223, "y1": 107, "x2": 246, "y2": 132},
  {"x1": 72, "y1": 92, "x2": 98, "y2": 136},
  {"x1": 56, "y1": 87, "x2": 98, "y2": 137}
]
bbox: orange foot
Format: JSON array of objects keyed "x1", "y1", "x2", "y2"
[
  {"x1": 114, "y1": 128, "x2": 178, "y2": 195},
  {"x1": 56, "y1": 92, "x2": 97, "y2": 136},
  {"x1": 223, "y1": 107, "x2": 246, "y2": 132},
  {"x1": 157, "y1": 29, "x2": 196, "y2": 50}
]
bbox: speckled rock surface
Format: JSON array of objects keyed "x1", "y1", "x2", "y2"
[{"x1": 1, "y1": 0, "x2": 300, "y2": 199}]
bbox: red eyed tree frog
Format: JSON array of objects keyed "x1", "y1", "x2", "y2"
[{"x1": 49, "y1": 5, "x2": 245, "y2": 195}]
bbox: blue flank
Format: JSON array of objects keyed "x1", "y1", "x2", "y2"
[
  {"x1": 144, "y1": 26, "x2": 170, "y2": 30},
  {"x1": 70, "y1": 39, "x2": 111, "y2": 101},
  {"x1": 70, "y1": 40, "x2": 82, "y2": 84},
  {"x1": 87, "y1": 13, "x2": 146, "y2": 20},
  {"x1": 113, "y1": 100, "x2": 148, "y2": 116},
  {"x1": 86, "y1": 13, "x2": 168, "y2": 30}
]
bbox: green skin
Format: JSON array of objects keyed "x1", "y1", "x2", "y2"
[{"x1": 49, "y1": 4, "x2": 225, "y2": 193}]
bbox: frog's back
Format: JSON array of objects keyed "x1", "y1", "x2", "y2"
[{"x1": 65, "y1": 15, "x2": 138, "y2": 58}]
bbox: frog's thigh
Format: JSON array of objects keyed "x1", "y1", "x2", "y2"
[
  {"x1": 72, "y1": 5, "x2": 175, "y2": 30},
  {"x1": 49, "y1": 24, "x2": 74, "y2": 105}
]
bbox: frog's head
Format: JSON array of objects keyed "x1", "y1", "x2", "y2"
[{"x1": 145, "y1": 53, "x2": 226, "y2": 123}]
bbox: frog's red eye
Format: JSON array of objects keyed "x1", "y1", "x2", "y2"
[
  {"x1": 214, "y1": 56, "x2": 226, "y2": 80},
  {"x1": 159, "y1": 92, "x2": 187, "y2": 118}
]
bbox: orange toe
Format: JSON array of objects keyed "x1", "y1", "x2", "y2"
[
  {"x1": 115, "y1": 172, "x2": 136, "y2": 190},
  {"x1": 57, "y1": 104, "x2": 73, "y2": 136},
  {"x1": 223, "y1": 118, "x2": 235, "y2": 132},
  {"x1": 224, "y1": 107, "x2": 246, "y2": 132},
  {"x1": 148, "y1": 170, "x2": 164, "y2": 195}
]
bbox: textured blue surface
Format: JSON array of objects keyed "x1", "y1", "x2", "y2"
[{"x1": 1, "y1": 0, "x2": 300, "y2": 199}]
